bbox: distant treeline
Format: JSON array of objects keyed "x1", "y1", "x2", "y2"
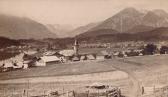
[
  {"x1": 0, "y1": 51, "x2": 20, "y2": 61},
  {"x1": 78, "y1": 33, "x2": 168, "y2": 43},
  {"x1": 0, "y1": 37, "x2": 20, "y2": 48}
]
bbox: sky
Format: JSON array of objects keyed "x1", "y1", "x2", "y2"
[{"x1": 0, "y1": 0, "x2": 168, "y2": 27}]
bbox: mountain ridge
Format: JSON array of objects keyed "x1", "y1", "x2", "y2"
[{"x1": 0, "y1": 14, "x2": 57, "y2": 39}]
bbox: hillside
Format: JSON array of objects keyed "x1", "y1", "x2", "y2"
[
  {"x1": 76, "y1": 8, "x2": 168, "y2": 42},
  {"x1": 90, "y1": 7, "x2": 145, "y2": 32},
  {"x1": 70, "y1": 22, "x2": 100, "y2": 37},
  {"x1": 88, "y1": 8, "x2": 168, "y2": 34},
  {"x1": 142, "y1": 11, "x2": 168, "y2": 27},
  {"x1": 126, "y1": 25, "x2": 154, "y2": 33},
  {"x1": 46, "y1": 24, "x2": 74, "y2": 38},
  {"x1": 77, "y1": 29, "x2": 118, "y2": 38},
  {"x1": 77, "y1": 27, "x2": 168, "y2": 42},
  {"x1": 0, "y1": 14, "x2": 57, "y2": 39},
  {"x1": 137, "y1": 27, "x2": 168, "y2": 40},
  {"x1": 0, "y1": 37, "x2": 20, "y2": 48}
]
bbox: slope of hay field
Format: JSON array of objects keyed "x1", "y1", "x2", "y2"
[
  {"x1": 1, "y1": 54, "x2": 168, "y2": 97},
  {"x1": 101, "y1": 54, "x2": 168, "y2": 87},
  {"x1": 0, "y1": 60, "x2": 116, "y2": 80}
]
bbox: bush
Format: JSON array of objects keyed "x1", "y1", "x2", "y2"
[
  {"x1": 142, "y1": 44, "x2": 157, "y2": 55},
  {"x1": 160, "y1": 46, "x2": 168, "y2": 54}
]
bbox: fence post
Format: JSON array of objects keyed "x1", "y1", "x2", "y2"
[
  {"x1": 153, "y1": 85, "x2": 156, "y2": 97},
  {"x1": 106, "y1": 91, "x2": 108, "y2": 97},
  {"x1": 118, "y1": 88, "x2": 121, "y2": 97},
  {"x1": 86, "y1": 90, "x2": 90, "y2": 97},
  {"x1": 3, "y1": 88, "x2": 5, "y2": 97},
  {"x1": 63, "y1": 87, "x2": 65, "y2": 95},
  {"x1": 67, "y1": 91, "x2": 69, "y2": 97},
  {"x1": 27, "y1": 79, "x2": 30, "y2": 97},
  {"x1": 23, "y1": 89, "x2": 26, "y2": 96},
  {"x1": 142, "y1": 86, "x2": 144, "y2": 95},
  {"x1": 44, "y1": 90, "x2": 46, "y2": 96},
  {"x1": 73, "y1": 90, "x2": 75, "y2": 97}
]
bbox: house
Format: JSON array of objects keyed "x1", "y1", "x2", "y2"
[
  {"x1": 12, "y1": 61, "x2": 24, "y2": 69},
  {"x1": 80, "y1": 55, "x2": 87, "y2": 60},
  {"x1": 72, "y1": 56, "x2": 80, "y2": 61},
  {"x1": 59, "y1": 50, "x2": 75, "y2": 61},
  {"x1": 1, "y1": 62, "x2": 14, "y2": 72},
  {"x1": 96, "y1": 55, "x2": 105, "y2": 60},
  {"x1": 0, "y1": 61, "x2": 26, "y2": 72},
  {"x1": 35, "y1": 56, "x2": 60, "y2": 66},
  {"x1": 23, "y1": 50, "x2": 37, "y2": 55},
  {"x1": 43, "y1": 51, "x2": 57, "y2": 56},
  {"x1": 59, "y1": 50, "x2": 75, "y2": 56},
  {"x1": 86, "y1": 54, "x2": 96, "y2": 60},
  {"x1": 96, "y1": 51, "x2": 111, "y2": 60}
]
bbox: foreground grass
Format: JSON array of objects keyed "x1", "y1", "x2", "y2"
[
  {"x1": 0, "y1": 60, "x2": 116, "y2": 80},
  {"x1": 1, "y1": 55, "x2": 168, "y2": 97}
]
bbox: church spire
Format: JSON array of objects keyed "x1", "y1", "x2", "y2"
[{"x1": 74, "y1": 38, "x2": 79, "y2": 56}]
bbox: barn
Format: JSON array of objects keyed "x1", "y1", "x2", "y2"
[
  {"x1": 96, "y1": 51, "x2": 111, "y2": 60},
  {"x1": 59, "y1": 50, "x2": 75, "y2": 61},
  {"x1": 35, "y1": 56, "x2": 60, "y2": 66}
]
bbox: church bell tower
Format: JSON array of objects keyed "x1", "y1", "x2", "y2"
[{"x1": 74, "y1": 38, "x2": 79, "y2": 56}]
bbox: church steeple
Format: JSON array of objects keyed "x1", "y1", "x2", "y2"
[{"x1": 74, "y1": 38, "x2": 79, "y2": 56}]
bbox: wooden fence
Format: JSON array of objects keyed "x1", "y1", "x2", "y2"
[{"x1": 0, "y1": 88, "x2": 121, "y2": 97}]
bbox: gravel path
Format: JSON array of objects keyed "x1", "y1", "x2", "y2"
[{"x1": 101, "y1": 59, "x2": 142, "y2": 97}]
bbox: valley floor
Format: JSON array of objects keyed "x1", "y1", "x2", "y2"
[{"x1": 1, "y1": 55, "x2": 168, "y2": 97}]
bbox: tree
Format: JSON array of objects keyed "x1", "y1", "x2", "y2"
[
  {"x1": 142, "y1": 44, "x2": 157, "y2": 55},
  {"x1": 160, "y1": 46, "x2": 168, "y2": 54}
]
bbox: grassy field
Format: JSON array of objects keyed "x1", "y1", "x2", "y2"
[
  {"x1": 1, "y1": 54, "x2": 168, "y2": 97},
  {"x1": 0, "y1": 78, "x2": 131, "y2": 97},
  {"x1": 0, "y1": 60, "x2": 116, "y2": 80},
  {"x1": 97, "y1": 54, "x2": 168, "y2": 87},
  {"x1": 122, "y1": 55, "x2": 168, "y2": 86}
]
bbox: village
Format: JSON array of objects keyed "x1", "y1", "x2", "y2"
[
  {"x1": 1, "y1": 40, "x2": 168, "y2": 97},
  {"x1": 1, "y1": 0, "x2": 168, "y2": 96},
  {"x1": 1, "y1": 39, "x2": 168, "y2": 73}
]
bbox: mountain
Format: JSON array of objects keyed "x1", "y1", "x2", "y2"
[
  {"x1": 126, "y1": 25, "x2": 154, "y2": 33},
  {"x1": 77, "y1": 29, "x2": 119, "y2": 38},
  {"x1": 140, "y1": 27, "x2": 168, "y2": 37},
  {"x1": 77, "y1": 27, "x2": 168, "y2": 42},
  {"x1": 90, "y1": 7, "x2": 145, "y2": 32},
  {"x1": 0, "y1": 14, "x2": 57, "y2": 39},
  {"x1": 70, "y1": 22, "x2": 101, "y2": 37},
  {"x1": 142, "y1": 11, "x2": 168, "y2": 27},
  {"x1": 46, "y1": 24, "x2": 74, "y2": 38},
  {"x1": 88, "y1": 8, "x2": 168, "y2": 34},
  {"x1": 153, "y1": 9, "x2": 168, "y2": 18}
]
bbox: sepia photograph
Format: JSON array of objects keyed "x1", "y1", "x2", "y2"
[{"x1": 0, "y1": 0, "x2": 168, "y2": 97}]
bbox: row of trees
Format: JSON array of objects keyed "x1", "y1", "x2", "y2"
[
  {"x1": 118, "y1": 44, "x2": 168, "y2": 58},
  {"x1": 142, "y1": 44, "x2": 168, "y2": 55}
]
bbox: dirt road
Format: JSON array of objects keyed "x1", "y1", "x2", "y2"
[{"x1": 101, "y1": 59, "x2": 142, "y2": 97}]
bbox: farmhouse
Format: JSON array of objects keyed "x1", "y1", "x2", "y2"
[
  {"x1": 96, "y1": 50, "x2": 111, "y2": 60},
  {"x1": 59, "y1": 50, "x2": 75, "y2": 61},
  {"x1": 80, "y1": 55, "x2": 87, "y2": 60},
  {"x1": 0, "y1": 61, "x2": 27, "y2": 72},
  {"x1": 35, "y1": 56, "x2": 60, "y2": 66},
  {"x1": 43, "y1": 51, "x2": 57, "y2": 56},
  {"x1": 23, "y1": 50, "x2": 37, "y2": 55},
  {"x1": 1, "y1": 62, "x2": 13, "y2": 71},
  {"x1": 86, "y1": 54, "x2": 96, "y2": 60}
]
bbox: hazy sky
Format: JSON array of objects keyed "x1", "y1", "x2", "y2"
[{"x1": 0, "y1": 0, "x2": 168, "y2": 27}]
